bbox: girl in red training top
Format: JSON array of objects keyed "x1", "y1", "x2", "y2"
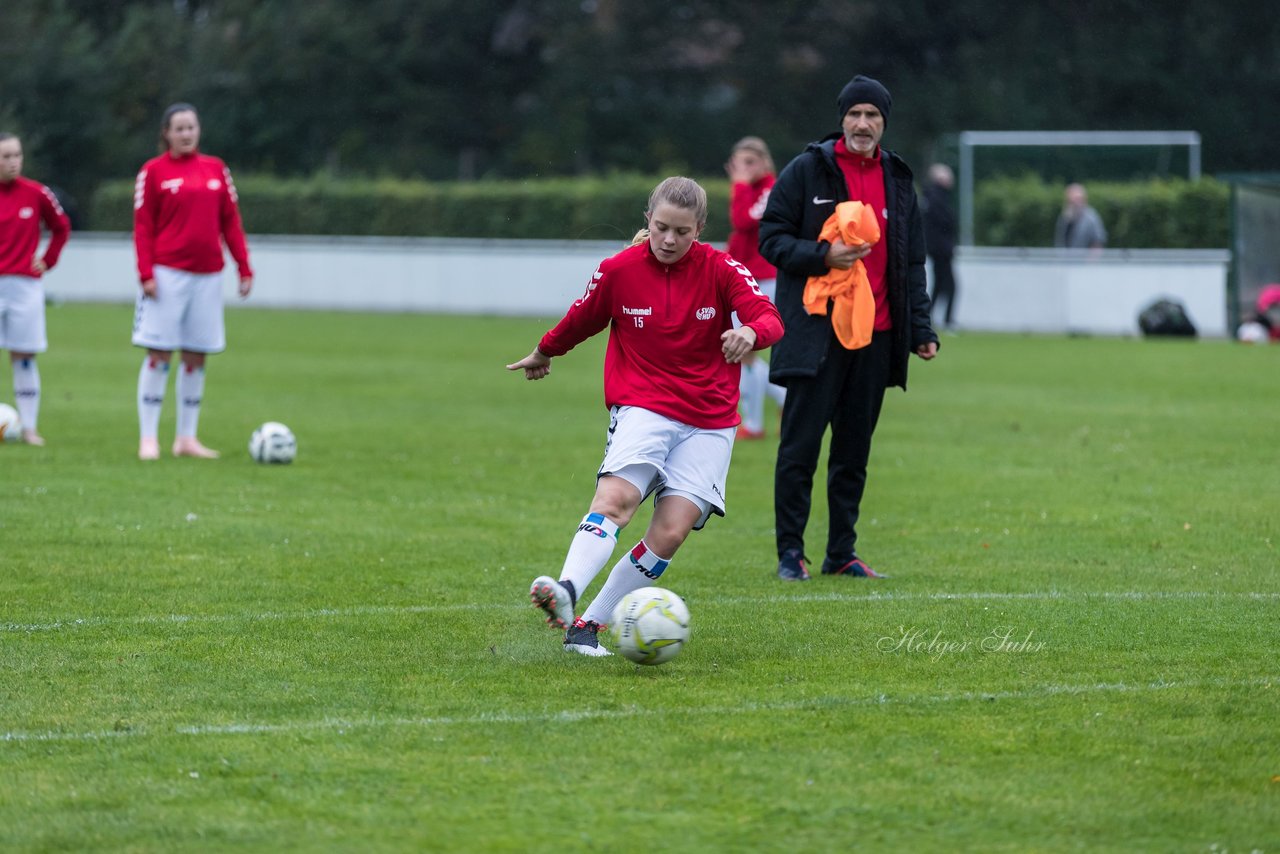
[
  {"x1": 726, "y1": 136, "x2": 787, "y2": 439},
  {"x1": 132, "y1": 103, "x2": 253, "y2": 461},
  {"x1": 507, "y1": 176, "x2": 783, "y2": 656},
  {"x1": 0, "y1": 132, "x2": 71, "y2": 446}
]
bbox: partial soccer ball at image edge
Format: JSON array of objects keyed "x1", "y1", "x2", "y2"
[
  {"x1": 249, "y1": 421, "x2": 297, "y2": 464},
  {"x1": 611, "y1": 586, "x2": 691, "y2": 666},
  {"x1": 0, "y1": 403, "x2": 22, "y2": 443}
]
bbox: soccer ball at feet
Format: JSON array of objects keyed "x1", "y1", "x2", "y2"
[
  {"x1": 249, "y1": 421, "x2": 297, "y2": 464},
  {"x1": 611, "y1": 587, "x2": 690, "y2": 665},
  {"x1": 0, "y1": 403, "x2": 22, "y2": 442}
]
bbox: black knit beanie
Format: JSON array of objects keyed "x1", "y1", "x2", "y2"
[{"x1": 837, "y1": 75, "x2": 892, "y2": 126}]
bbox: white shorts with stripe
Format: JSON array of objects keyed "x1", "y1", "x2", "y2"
[
  {"x1": 598, "y1": 405, "x2": 736, "y2": 530},
  {"x1": 131, "y1": 265, "x2": 226, "y2": 353},
  {"x1": 0, "y1": 275, "x2": 48, "y2": 353}
]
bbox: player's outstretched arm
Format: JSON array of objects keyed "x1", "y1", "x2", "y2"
[{"x1": 506, "y1": 346, "x2": 552, "y2": 380}]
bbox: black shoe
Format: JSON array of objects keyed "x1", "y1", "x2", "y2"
[
  {"x1": 820, "y1": 555, "x2": 886, "y2": 578},
  {"x1": 776, "y1": 548, "x2": 810, "y2": 581},
  {"x1": 564, "y1": 618, "x2": 611, "y2": 657}
]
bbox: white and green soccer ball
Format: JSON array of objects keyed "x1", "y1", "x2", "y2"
[
  {"x1": 611, "y1": 586, "x2": 690, "y2": 665},
  {"x1": 0, "y1": 403, "x2": 22, "y2": 443},
  {"x1": 249, "y1": 421, "x2": 297, "y2": 464}
]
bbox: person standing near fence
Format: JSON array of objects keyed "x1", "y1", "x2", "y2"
[
  {"x1": 760, "y1": 74, "x2": 939, "y2": 582},
  {"x1": 1053, "y1": 182, "x2": 1107, "y2": 250},
  {"x1": 923, "y1": 163, "x2": 959, "y2": 331},
  {"x1": 0, "y1": 132, "x2": 71, "y2": 446},
  {"x1": 132, "y1": 103, "x2": 253, "y2": 460},
  {"x1": 726, "y1": 136, "x2": 787, "y2": 439}
]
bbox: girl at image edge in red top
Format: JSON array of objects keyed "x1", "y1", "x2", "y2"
[
  {"x1": 132, "y1": 102, "x2": 253, "y2": 460},
  {"x1": 0, "y1": 132, "x2": 71, "y2": 446},
  {"x1": 507, "y1": 176, "x2": 784, "y2": 657}
]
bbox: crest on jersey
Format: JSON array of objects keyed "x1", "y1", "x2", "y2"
[
  {"x1": 207, "y1": 179, "x2": 222, "y2": 191},
  {"x1": 695, "y1": 307, "x2": 716, "y2": 321},
  {"x1": 18, "y1": 207, "x2": 34, "y2": 219}
]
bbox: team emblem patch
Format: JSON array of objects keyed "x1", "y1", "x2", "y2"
[
  {"x1": 18, "y1": 207, "x2": 34, "y2": 219},
  {"x1": 695, "y1": 307, "x2": 716, "y2": 321},
  {"x1": 207, "y1": 179, "x2": 223, "y2": 190}
]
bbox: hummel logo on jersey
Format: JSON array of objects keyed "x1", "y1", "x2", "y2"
[
  {"x1": 696, "y1": 307, "x2": 716, "y2": 320},
  {"x1": 812, "y1": 196, "x2": 834, "y2": 205},
  {"x1": 623, "y1": 306, "x2": 652, "y2": 316},
  {"x1": 161, "y1": 178, "x2": 184, "y2": 194}
]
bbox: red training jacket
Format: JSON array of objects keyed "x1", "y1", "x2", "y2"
[
  {"x1": 132, "y1": 151, "x2": 252, "y2": 283},
  {"x1": 727, "y1": 175, "x2": 777, "y2": 282},
  {"x1": 539, "y1": 240, "x2": 784, "y2": 429},
  {"x1": 0, "y1": 177, "x2": 70, "y2": 278}
]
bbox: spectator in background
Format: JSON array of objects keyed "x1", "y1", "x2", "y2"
[
  {"x1": 0, "y1": 132, "x2": 71, "y2": 446},
  {"x1": 759, "y1": 74, "x2": 939, "y2": 582},
  {"x1": 1054, "y1": 182, "x2": 1107, "y2": 250},
  {"x1": 132, "y1": 102, "x2": 253, "y2": 461},
  {"x1": 923, "y1": 163, "x2": 958, "y2": 331},
  {"x1": 726, "y1": 135, "x2": 786, "y2": 439}
]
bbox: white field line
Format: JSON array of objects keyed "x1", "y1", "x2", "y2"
[
  {"x1": 2, "y1": 675, "x2": 1274, "y2": 744},
  {"x1": 3, "y1": 590, "x2": 1278, "y2": 634}
]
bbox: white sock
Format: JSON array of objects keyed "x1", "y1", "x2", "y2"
[
  {"x1": 583, "y1": 540, "x2": 671, "y2": 626},
  {"x1": 558, "y1": 513, "x2": 621, "y2": 606},
  {"x1": 137, "y1": 356, "x2": 169, "y2": 440},
  {"x1": 739, "y1": 359, "x2": 767, "y2": 432},
  {"x1": 176, "y1": 363, "x2": 207, "y2": 439},
  {"x1": 12, "y1": 357, "x2": 40, "y2": 433}
]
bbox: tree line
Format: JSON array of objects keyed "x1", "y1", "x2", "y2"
[{"x1": 3, "y1": 0, "x2": 1276, "y2": 226}]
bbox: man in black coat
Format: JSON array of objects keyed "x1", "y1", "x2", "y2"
[{"x1": 759, "y1": 74, "x2": 939, "y2": 581}]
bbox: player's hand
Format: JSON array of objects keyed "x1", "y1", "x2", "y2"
[
  {"x1": 239, "y1": 276, "x2": 253, "y2": 298},
  {"x1": 721, "y1": 326, "x2": 758, "y2": 364},
  {"x1": 915, "y1": 341, "x2": 939, "y2": 360},
  {"x1": 506, "y1": 347, "x2": 552, "y2": 380},
  {"x1": 140, "y1": 278, "x2": 158, "y2": 298},
  {"x1": 30, "y1": 256, "x2": 47, "y2": 275},
  {"x1": 824, "y1": 239, "x2": 872, "y2": 270}
]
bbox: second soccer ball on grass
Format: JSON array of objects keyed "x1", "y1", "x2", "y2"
[{"x1": 249, "y1": 421, "x2": 297, "y2": 464}]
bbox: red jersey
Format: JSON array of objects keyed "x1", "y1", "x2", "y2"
[
  {"x1": 0, "y1": 177, "x2": 70, "y2": 278},
  {"x1": 539, "y1": 241, "x2": 784, "y2": 429},
  {"x1": 833, "y1": 137, "x2": 891, "y2": 331},
  {"x1": 133, "y1": 151, "x2": 252, "y2": 283},
  {"x1": 727, "y1": 176, "x2": 777, "y2": 281}
]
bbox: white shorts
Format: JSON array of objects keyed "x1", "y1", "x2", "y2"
[
  {"x1": 598, "y1": 405, "x2": 736, "y2": 529},
  {"x1": 0, "y1": 275, "x2": 48, "y2": 353},
  {"x1": 131, "y1": 265, "x2": 226, "y2": 353}
]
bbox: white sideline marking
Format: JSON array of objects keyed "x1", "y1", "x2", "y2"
[
  {"x1": 2, "y1": 675, "x2": 1273, "y2": 744},
  {"x1": 4, "y1": 590, "x2": 1278, "y2": 634}
]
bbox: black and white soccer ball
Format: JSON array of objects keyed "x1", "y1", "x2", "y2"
[
  {"x1": 611, "y1": 586, "x2": 690, "y2": 665},
  {"x1": 249, "y1": 421, "x2": 297, "y2": 464}
]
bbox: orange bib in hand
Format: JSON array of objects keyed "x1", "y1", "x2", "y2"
[{"x1": 803, "y1": 201, "x2": 880, "y2": 350}]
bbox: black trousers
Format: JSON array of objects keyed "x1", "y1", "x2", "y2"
[
  {"x1": 929, "y1": 254, "x2": 957, "y2": 326},
  {"x1": 774, "y1": 331, "x2": 891, "y2": 561}
]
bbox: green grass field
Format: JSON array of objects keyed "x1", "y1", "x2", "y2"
[{"x1": 3, "y1": 304, "x2": 1278, "y2": 852}]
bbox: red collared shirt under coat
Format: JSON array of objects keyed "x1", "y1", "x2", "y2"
[
  {"x1": 539, "y1": 240, "x2": 784, "y2": 429},
  {"x1": 0, "y1": 177, "x2": 70, "y2": 278},
  {"x1": 132, "y1": 151, "x2": 252, "y2": 283}
]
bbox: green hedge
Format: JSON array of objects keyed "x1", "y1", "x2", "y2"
[
  {"x1": 90, "y1": 173, "x2": 1228, "y2": 249},
  {"x1": 974, "y1": 175, "x2": 1229, "y2": 248},
  {"x1": 89, "y1": 174, "x2": 734, "y2": 243}
]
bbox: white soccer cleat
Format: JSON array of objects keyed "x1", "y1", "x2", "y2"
[
  {"x1": 138, "y1": 438, "x2": 160, "y2": 461},
  {"x1": 172, "y1": 437, "x2": 220, "y2": 459},
  {"x1": 530, "y1": 576, "x2": 575, "y2": 630}
]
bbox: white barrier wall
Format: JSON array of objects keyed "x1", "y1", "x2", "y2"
[{"x1": 45, "y1": 234, "x2": 1231, "y2": 336}]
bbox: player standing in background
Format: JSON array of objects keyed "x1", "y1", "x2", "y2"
[
  {"x1": 132, "y1": 102, "x2": 253, "y2": 460},
  {"x1": 726, "y1": 136, "x2": 787, "y2": 439},
  {"x1": 507, "y1": 177, "x2": 784, "y2": 656},
  {"x1": 0, "y1": 132, "x2": 71, "y2": 446}
]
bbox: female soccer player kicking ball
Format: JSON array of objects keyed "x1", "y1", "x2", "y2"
[{"x1": 507, "y1": 176, "x2": 783, "y2": 656}]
